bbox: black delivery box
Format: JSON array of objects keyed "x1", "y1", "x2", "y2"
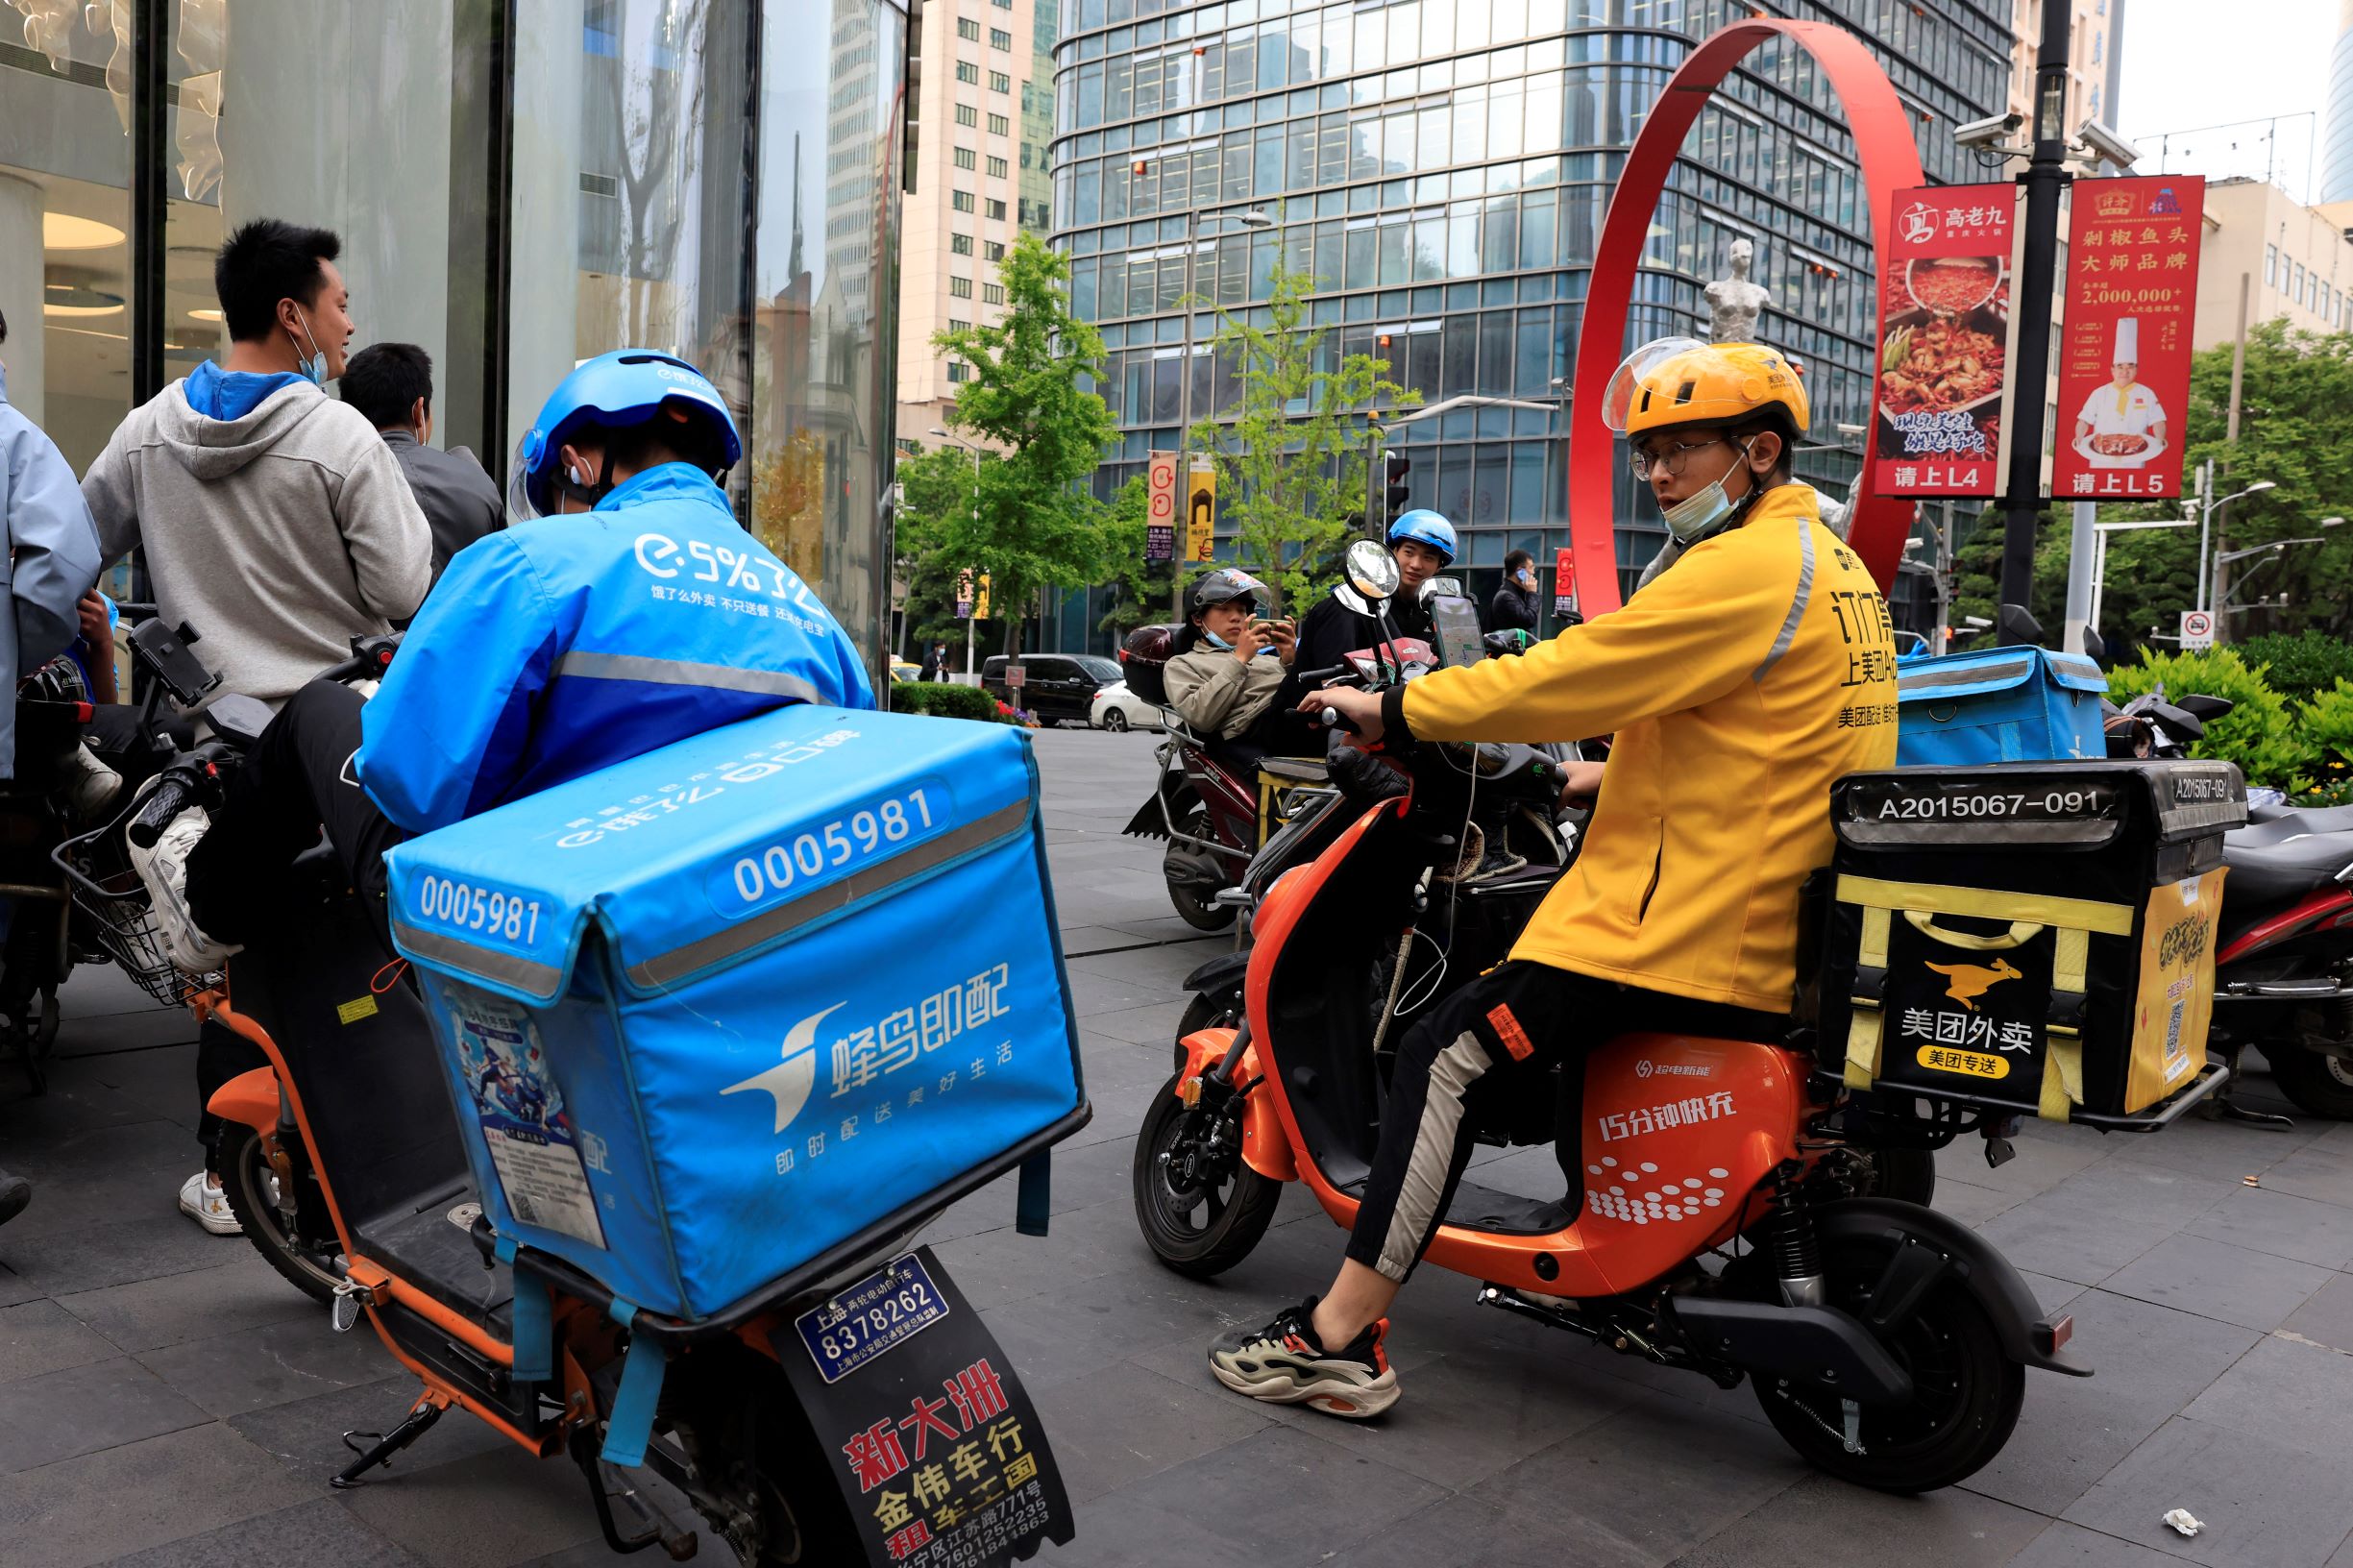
[{"x1": 1818, "y1": 760, "x2": 2245, "y2": 1128}]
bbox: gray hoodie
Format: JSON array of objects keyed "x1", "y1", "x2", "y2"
[{"x1": 82, "y1": 376, "x2": 430, "y2": 709}]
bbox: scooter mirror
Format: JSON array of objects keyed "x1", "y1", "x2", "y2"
[
  {"x1": 1332, "y1": 583, "x2": 1373, "y2": 615},
  {"x1": 1343, "y1": 539, "x2": 1401, "y2": 601}
]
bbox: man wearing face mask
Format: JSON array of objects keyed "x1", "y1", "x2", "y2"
[
  {"x1": 82, "y1": 219, "x2": 430, "y2": 715},
  {"x1": 1208, "y1": 339, "x2": 1899, "y2": 1418},
  {"x1": 82, "y1": 219, "x2": 429, "y2": 1237},
  {"x1": 176, "y1": 350, "x2": 873, "y2": 964}
]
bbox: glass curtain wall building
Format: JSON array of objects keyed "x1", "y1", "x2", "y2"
[
  {"x1": 1042, "y1": 0, "x2": 2011, "y2": 647},
  {"x1": 0, "y1": 0, "x2": 908, "y2": 671}
]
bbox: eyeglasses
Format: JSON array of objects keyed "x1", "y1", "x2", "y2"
[{"x1": 1629, "y1": 436, "x2": 1730, "y2": 481}]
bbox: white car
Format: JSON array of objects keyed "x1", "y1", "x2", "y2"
[{"x1": 1090, "y1": 679, "x2": 1164, "y2": 733}]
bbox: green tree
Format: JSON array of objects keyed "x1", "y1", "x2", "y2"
[
  {"x1": 1185, "y1": 254, "x2": 1414, "y2": 609},
  {"x1": 934, "y1": 232, "x2": 1119, "y2": 658},
  {"x1": 2178, "y1": 319, "x2": 2353, "y2": 641},
  {"x1": 892, "y1": 444, "x2": 990, "y2": 658}
]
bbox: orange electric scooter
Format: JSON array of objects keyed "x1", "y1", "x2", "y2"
[
  {"x1": 1130, "y1": 568, "x2": 2090, "y2": 1496},
  {"x1": 60, "y1": 625, "x2": 1082, "y2": 1567}
]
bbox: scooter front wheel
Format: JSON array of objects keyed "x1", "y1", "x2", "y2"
[
  {"x1": 1134, "y1": 1073, "x2": 1280, "y2": 1278},
  {"x1": 1752, "y1": 1233, "x2": 2023, "y2": 1493},
  {"x1": 219, "y1": 1125, "x2": 345, "y2": 1307},
  {"x1": 2265, "y1": 1041, "x2": 2353, "y2": 1118}
]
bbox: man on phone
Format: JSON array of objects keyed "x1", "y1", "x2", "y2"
[
  {"x1": 1162, "y1": 568, "x2": 1315, "y2": 767},
  {"x1": 1490, "y1": 549, "x2": 1539, "y2": 634}
]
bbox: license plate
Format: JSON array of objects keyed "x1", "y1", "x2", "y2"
[
  {"x1": 1840, "y1": 776, "x2": 2120, "y2": 845},
  {"x1": 793, "y1": 1254, "x2": 951, "y2": 1384}
]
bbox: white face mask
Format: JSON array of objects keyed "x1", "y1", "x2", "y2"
[
  {"x1": 1659, "y1": 438, "x2": 1756, "y2": 545},
  {"x1": 289, "y1": 306, "x2": 331, "y2": 386}
]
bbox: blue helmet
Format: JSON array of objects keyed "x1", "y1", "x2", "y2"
[
  {"x1": 507, "y1": 349, "x2": 744, "y2": 518},
  {"x1": 1387, "y1": 508, "x2": 1457, "y2": 566}
]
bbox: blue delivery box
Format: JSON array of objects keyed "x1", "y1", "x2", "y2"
[
  {"x1": 1894, "y1": 645, "x2": 2109, "y2": 767},
  {"x1": 382, "y1": 704, "x2": 1088, "y2": 1324}
]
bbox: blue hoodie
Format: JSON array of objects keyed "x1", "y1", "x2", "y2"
[{"x1": 182, "y1": 359, "x2": 306, "y2": 422}]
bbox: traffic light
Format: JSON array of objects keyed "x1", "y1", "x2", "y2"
[{"x1": 1382, "y1": 449, "x2": 1411, "y2": 524}]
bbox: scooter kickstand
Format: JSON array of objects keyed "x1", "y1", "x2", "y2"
[{"x1": 331, "y1": 1392, "x2": 446, "y2": 1489}]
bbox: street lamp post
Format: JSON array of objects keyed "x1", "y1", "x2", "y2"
[
  {"x1": 2191, "y1": 457, "x2": 2275, "y2": 623},
  {"x1": 931, "y1": 426, "x2": 984, "y2": 677},
  {"x1": 1171, "y1": 207, "x2": 1274, "y2": 619},
  {"x1": 2210, "y1": 517, "x2": 2347, "y2": 618},
  {"x1": 2086, "y1": 515, "x2": 2197, "y2": 637}
]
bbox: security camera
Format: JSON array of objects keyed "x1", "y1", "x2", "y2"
[
  {"x1": 2074, "y1": 119, "x2": 2141, "y2": 170},
  {"x1": 1953, "y1": 110, "x2": 2024, "y2": 151}
]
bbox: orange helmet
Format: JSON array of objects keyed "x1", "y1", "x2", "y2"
[{"x1": 1601, "y1": 336, "x2": 1811, "y2": 440}]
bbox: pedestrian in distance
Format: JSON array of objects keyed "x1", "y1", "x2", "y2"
[
  {"x1": 78, "y1": 216, "x2": 431, "y2": 1237},
  {"x1": 340, "y1": 342, "x2": 505, "y2": 598},
  {"x1": 1491, "y1": 549, "x2": 1540, "y2": 634}
]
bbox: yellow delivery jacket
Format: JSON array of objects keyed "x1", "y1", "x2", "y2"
[{"x1": 1391, "y1": 483, "x2": 1898, "y2": 1014}]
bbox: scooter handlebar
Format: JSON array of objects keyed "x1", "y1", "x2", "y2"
[{"x1": 126, "y1": 775, "x2": 199, "y2": 849}]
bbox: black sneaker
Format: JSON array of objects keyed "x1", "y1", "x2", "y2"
[{"x1": 1208, "y1": 1297, "x2": 1398, "y2": 1418}]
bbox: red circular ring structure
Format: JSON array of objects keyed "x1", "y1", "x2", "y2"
[{"x1": 1569, "y1": 18, "x2": 1926, "y2": 615}]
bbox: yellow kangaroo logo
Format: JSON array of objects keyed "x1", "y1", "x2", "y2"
[{"x1": 1925, "y1": 959, "x2": 2023, "y2": 1012}]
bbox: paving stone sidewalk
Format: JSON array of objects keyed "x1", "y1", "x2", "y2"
[{"x1": 2, "y1": 724, "x2": 2350, "y2": 1566}]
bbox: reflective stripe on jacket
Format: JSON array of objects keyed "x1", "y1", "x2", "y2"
[
  {"x1": 356, "y1": 464, "x2": 875, "y2": 833},
  {"x1": 1391, "y1": 482, "x2": 1898, "y2": 1014}
]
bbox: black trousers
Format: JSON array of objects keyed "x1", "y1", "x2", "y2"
[
  {"x1": 1344, "y1": 960, "x2": 1784, "y2": 1285},
  {"x1": 184, "y1": 681, "x2": 406, "y2": 1165}
]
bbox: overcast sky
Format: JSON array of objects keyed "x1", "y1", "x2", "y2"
[{"x1": 2117, "y1": 0, "x2": 2339, "y2": 202}]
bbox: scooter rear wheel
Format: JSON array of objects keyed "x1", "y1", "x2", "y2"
[
  {"x1": 1134, "y1": 1072, "x2": 1280, "y2": 1278},
  {"x1": 1752, "y1": 1233, "x2": 2023, "y2": 1493},
  {"x1": 219, "y1": 1126, "x2": 345, "y2": 1307},
  {"x1": 2265, "y1": 1042, "x2": 2353, "y2": 1119}
]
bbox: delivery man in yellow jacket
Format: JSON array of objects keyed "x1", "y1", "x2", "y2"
[{"x1": 1207, "y1": 337, "x2": 1901, "y2": 1419}]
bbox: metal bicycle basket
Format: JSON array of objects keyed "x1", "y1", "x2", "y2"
[{"x1": 52, "y1": 809, "x2": 221, "y2": 1006}]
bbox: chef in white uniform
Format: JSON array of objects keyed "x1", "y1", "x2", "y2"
[{"x1": 2073, "y1": 316, "x2": 2167, "y2": 468}]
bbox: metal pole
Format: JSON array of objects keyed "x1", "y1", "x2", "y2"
[
  {"x1": 2098, "y1": 525, "x2": 2118, "y2": 635},
  {"x1": 2062, "y1": 500, "x2": 2096, "y2": 654},
  {"x1": 2214, "y1": 272, "x2": 2252, "y2": 644},
  {"x1": 1173, "y1": 210, "x2": 1198, "y2": 625},
  {"x1": 965, "y1": 444, "x2": 980, "y2": 676},
  {"x1": 1935, "y1": 500, "x2": 1954, "y2": 653},
  {"x1": 2195, "y1": 457, "x2": 2213, "y2": 617},
  {"x1": 1995, "y1": 0, "x2": 2075, "y2": 636}
]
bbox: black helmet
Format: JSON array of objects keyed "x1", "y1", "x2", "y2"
[{"x1": 1187, "y1": 567, "x2": 1269, "y2": 619}]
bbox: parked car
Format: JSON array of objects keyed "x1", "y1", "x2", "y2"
[
  {"x1": 1090, "y1": 679, "x2": 1163, "y2": 733},
  {"x1": 890, "y1": 659, "x2": 922, "y2": 683},
  {"x1": 980, "y1": 653, "x2": 1124, "y2": 725}
]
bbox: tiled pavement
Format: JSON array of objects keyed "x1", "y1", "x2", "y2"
[{"x1": 3, "y1": 724, "x2": 2352, "y2": 1565}]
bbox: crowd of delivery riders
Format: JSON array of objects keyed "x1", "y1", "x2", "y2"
[{"x1": 0, "y1": 212, "x2": 1888, "y2": 1425}]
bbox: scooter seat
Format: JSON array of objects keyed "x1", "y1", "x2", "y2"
[
  {"x1": 1256, "y1": 757, "x2": 1330, "y2": 784},
  {"x1": 2224, "y1": 809, "x2": 2353, "y2": 907}
]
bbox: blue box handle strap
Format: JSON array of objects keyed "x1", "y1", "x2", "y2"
[
  {"x1": 497, "y1": 1236, "x2": 555, "y2": 1384},
  {"x1": 1016, "y1": 1149, "x2": 1052, "y2": 1237},
  {"x1": 599, "y1": 1299, "x2": 670, "y2": 1469}
]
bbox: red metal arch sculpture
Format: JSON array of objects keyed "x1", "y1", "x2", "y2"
[{"x1": 1569, "y1": 18, "x2": 1925, "y2": 615}]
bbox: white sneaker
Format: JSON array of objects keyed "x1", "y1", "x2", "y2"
[
  {"x1": 125, "y1": 778, "x2": 241, "y2": 974},
  {"x1": 178, "y1": 1170, "x2": 241, "y2": 1236},
  {"x1": 61, "y1": 745, "x2": 122, "y2": 825}
]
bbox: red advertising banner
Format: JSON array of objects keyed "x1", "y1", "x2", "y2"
[
  {"x1": 1552, "y1": 544, "x2": 1578, "y2": 619},
  {"x1": 1872, "y1": 184, "x2": 2018, "y2": 498},
  {"x1": 2051, "y1": 175, "x2": 2204, "y2": 502},
  {"x1": 1144, "y1": 452, "x2": 1177, "y2": 563}
]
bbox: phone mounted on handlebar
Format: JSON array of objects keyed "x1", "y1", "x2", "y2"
[{"x1": 128, "y1": 621, "x2": 220, "y2": 710}]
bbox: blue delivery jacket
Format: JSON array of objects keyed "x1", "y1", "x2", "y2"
[{"x1": 356, "y1": 464, "x2": 875, "y2": 833}]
